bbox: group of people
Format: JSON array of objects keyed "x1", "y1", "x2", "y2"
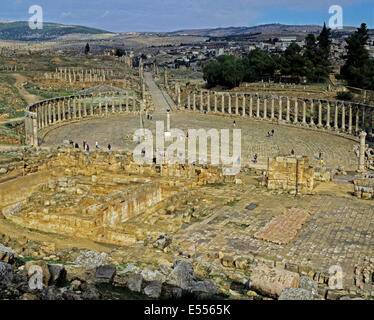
[
  {"x1": 267, "y1": 129, "x2": 275, "y2": 137},
  {"x1": 69, "y1": 140, "x2": 111, "y2": 152}
]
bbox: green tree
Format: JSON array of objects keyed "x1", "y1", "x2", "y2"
[
  {"x1": 280, "y1": 43, "x2": 307, "y2": 79},
  {"x1": 341, "y1": 23, "x2": 373, "y2": 89},
  {"x1": 84, "y1": 43, "x2": 90, "y2": 55}
]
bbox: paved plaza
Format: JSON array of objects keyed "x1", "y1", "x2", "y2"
[{"x1": 41, "y1": 111, "x2": 359, "y2": 171}]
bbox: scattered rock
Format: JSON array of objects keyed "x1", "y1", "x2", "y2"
[
  {"x1": 95, "y1": 265, "x2": 116, "y2": 283},
  {"x1": 121, "y1": 264, "x2": 140, "y2": 274},
  {"x1": 167, "y1": 260, "x2": 196, "y2": 289},
  {"x1": 48, "y1": 264, "x2": 66, "y2": 286},
  {"x1": 0, "y1": 262, "x2": 13, "y2": 284},
  {"x1": 74, "y1": 251, "x2": 108, "y2": 269},
  {"x1": 153, "y1": 234, "x2": 172, "y2": 249},
  {"x1": 127, "y1": 274, "x2": 143, "y2": 292},
  {"x1": 158, "y1": 263, "x2": 173, "y2": 276},
  {"x1": 141, "y1": 268, "x2": 166, "y2": 283},
  {"x1": 185, "y1": 280, "x2": 220, "y2": 296},
  {"x1": 144, "y1": 280, "x2": 162, "y2": 299},
  {"x1": 113, "y1": 274, "x2": 128, "y2": 287},
  {"x1": 249, "y1": 264, "x2": 300, "y2": 298},
  {"x1": 0, "y1": 243, "x2": 16, "y2": 264},
  {"x1": 279, "y1": 288, "x2": 314, "y2": 300}
]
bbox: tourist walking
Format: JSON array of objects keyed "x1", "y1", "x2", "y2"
[
  {"x1": 86, "y1": 144, "x2": 90, "y2": 152},
  {"x1": 291, "y1": 148, "x2": 295, "y2": 156},
  {"x1": 254, "y1": 154, "x2": 258, "y2": 163},
  {"x1": 75, "y1": 143, "x2": 79, "y2": 149},
  {"x1": 271, "y1": 129, "x2": 274, "y2": 136},
  {"x1": 96, "y1": 141, "x2": 99, "y2": 149},
  {"x1": 108, "y1": 144, "x2": 111, "y2": 151}
]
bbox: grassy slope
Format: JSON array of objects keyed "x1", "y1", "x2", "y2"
[{"x1": 0, "y1": 21, "x2": 111, "y2": 41}]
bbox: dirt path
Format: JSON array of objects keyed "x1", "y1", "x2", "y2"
[
  {"x1": 0, "y1": 74, "x2": 41, "y2": 126},
  {"x1": 10, "y1": 73, "x2": 41, "y2": 106}
]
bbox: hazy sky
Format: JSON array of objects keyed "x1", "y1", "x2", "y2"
[{"x1": 0, "y1": 0, "x2": 373, "y2": 32}]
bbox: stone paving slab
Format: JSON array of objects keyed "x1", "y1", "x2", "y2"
[{"x1": 254, "y1": 208, "x2": 311, "y2": 245}]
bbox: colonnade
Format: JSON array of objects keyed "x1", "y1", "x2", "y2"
[
  {"x1": 25, "y1": 91, "x2": 140, "y2": 147},
  {"x1": 184, "y1": 91, "x2": 374, "y2": 137}
]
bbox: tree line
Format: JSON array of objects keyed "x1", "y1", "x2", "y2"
[{"x1": 203, "y1": 23, "x2": 374, "y2": 91}]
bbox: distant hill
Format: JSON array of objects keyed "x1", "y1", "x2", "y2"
[
  {"x1": 169, "y1": 23, "x2": 358, "y2": 37},
  {"x1": 0, "y1": 21, "x2": 111, "y2": 41}
]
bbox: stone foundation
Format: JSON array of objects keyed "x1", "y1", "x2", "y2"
[{"x1": 266, "y1": 156, "x2": 314, "y2": 194}]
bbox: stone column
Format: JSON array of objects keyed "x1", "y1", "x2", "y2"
[
  {"x1": 263, "y1": 98, "x2": 267, "y2": 119},
  {"x1": 177, "y1": 87, "x2": 181, "y2": 108},
  {"x1": 37, "y1": 105, "x2": 42, "y2": 129},
  {"x1": 271, "y1": 97, "x2": 275, "y2": 120},
  {"x1": 369, "y1": 109, "x2": 373, "y2": 138},
  {"x1": 98, "y1": 94, "x2": 102, "y2": 116},
  {"x1": 62, "y1": 99, "x2": 66, "y2": 121},
  {"x1": 52, "y1": 103, "x2": 56, "y2": 123},
  {"x1": 112, "y1": 92, "x2": 115, "y2": 113},
  {"x1": 256, "y1": 96, "x2": 260, "y2": 118},
  {"x1": 67, "y1": 98, "x2": 71, "y2": 121},
  {"x1": 235, "y1": 94, "x2": 239, "y2": 115},
  {"x1": 126, "y1": 92, "x2": 129, "y2": 112},
  {"x1": 57, "y1": 100, "x2": 61, "y2": 122},
  {"x1": 105, "y1": 94, "x2": 108, "y2": 116},
  {"x1": 355, "y1": 107, "x2": 360, "y2": 134},
  {"x1": 166, "y1": 111, "x2": 171, "y2": 132},
  {"x1": 193, "y1": 93, "x2": 196, "y2": 111},
  {"x1": 214, "y1": 92, "x2": 217, "y2": 113},
  {"x1": 48, "y1": 103, "x2": 52, "y2": 125},
  {"x1": 84, "y1": 96, "x2": 87, "y2": 117},
  {"x1": 302, "y1": 101, "x2": 307, "y2": 125},
  {"x1": 90, "y1": 95, "x2": 94, "y2": 116},
  {"x1": 32, "y1": 113, "x2": 38, "y2": 147},
  {"x1": 362, "y1": 107, "x2": 366, "y2": 132},
  {"x1": 221, "y1": 93, "x2": 225, "y2": 113},
  {"x1": 341, "y1": 104, "x2": 346, "y2": 132},
  {"x1": 334, "y1": 103, "x2": 339, "y2": 131},
  {"x1": 120, "y1": 93, "x2": 123, "y2": 112},
  {"x1": 317, "y1": 100, "x2": 323, "y2": 127},
  {"x1": 133, "y1": 93, "x2": 136, "y2": 112},
  {"x1": 187, "y1": 93, "x2": 191, "y2": 109},
  {"x1": 242, "y1": 94, "x2": 246, "y2": 117},
  {"x1": 200, "y1": 91, "x2": 203, "y2": 112},
  {"x1": 358, "y1": 131, "x2": 367, "y2": 172},
  {"x1": 73, "y1": 97, "x2": 77, "y2": 119},
  {"x1": 309, "y1": 100, "x2": 315, "y2": 126},
  {"x1": 348, "y1": 104, "x2": 353, "y2": 134},
  {"x1": 278, "y1": 97, "x2": 282, "y2": 121},
  {"x1": 286, "y1": 97, "x2": 290, "y2": 122},
  {"x1": 293, "y1": 98, "x2": 298, "y2": 124},
  {"x1": 228, "y1": 94, "x2": 232, "y2": 114},
  {"x1": 249, "y1": 95, "x2": 253, "y2": 118},
  {"x1": 78, "y1": 96, "x2": 82, "y2": 118},
  {"x1": 326, "y1": 102, "x2": 331, "y2": 129}
]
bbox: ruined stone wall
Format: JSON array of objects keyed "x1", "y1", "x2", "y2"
[
  {"x1": 354, "y1": 175, "x2": 374, "y2": 199},
  {"x1": 266, "y1": 156, "x2": 314, "y2": 195}
]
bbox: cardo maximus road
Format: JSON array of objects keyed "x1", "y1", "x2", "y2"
[{"x1": 144, "y1": 72, "x2": 175, "y2": 115}]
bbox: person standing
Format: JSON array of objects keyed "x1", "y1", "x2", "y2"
[
  {"x1": 108, "y1": 144, "x2": 111, "y2": 151},
  {"x1": 96, "y1": 141, "x2": 99, "y2": 149}
]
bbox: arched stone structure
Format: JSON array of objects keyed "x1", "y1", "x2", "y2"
[
  {"x1": 25, "y1": 90, "x2": 142, "y2": 147},
  {"x1": 183, "y1": 90, "x2": 374, "y2": 138}
]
